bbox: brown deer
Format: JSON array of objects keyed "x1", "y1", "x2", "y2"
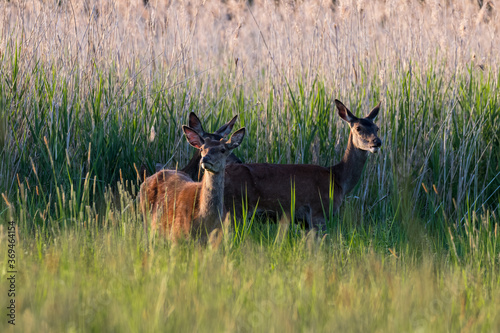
[
  {"x1": 140, "y1": 126, "x2": 246, "y2": 241},
  {"x1": 180, "y1": 112, "x2": 242, "y2": 180},
  {"x1": 150, "y1": 113, "x2": 243, "y2": 181},
  {"x1": 224, "y1": 99, "x2": 382, "y2": 231}
]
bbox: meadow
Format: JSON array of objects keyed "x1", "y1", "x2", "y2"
[{"x1": 1, "y1": 0, "x2": 500, "y2": 331}]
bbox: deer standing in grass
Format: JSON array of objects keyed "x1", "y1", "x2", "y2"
[
  {"x1": 140, "y1": 126, "x2": 246, "y2": 241},
  {"x1": 152, "y1": 113, "x2": 242, "y2": 181},
  {"x1": 224, "y1": 99, "x2": 382, "y2": 231}
]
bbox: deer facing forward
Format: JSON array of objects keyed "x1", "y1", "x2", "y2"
[
  {"x1": 140, "y1": 126, "x2": 246, "y2": 241},
  {"x1": 142, "y1": 113, "x2": 243, "y2": 182},
  {"x1": 179, "y1": 112, "x2": 242, "y2": 181},
  {"x1": 224, "y1": 99, "x2": 382, "y2": 230}
]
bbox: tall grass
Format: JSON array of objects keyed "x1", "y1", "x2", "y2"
[
  {"x1": 1, "y1": 183, "x2": 500, "y2": 332},
  {"x1": 1, "y1": 0, "x2": 500, "y2": 331}
]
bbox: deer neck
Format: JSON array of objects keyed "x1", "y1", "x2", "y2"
[
  {"x1": 182, "y1": 150, "x2": 202, "y2": 181},
  {"x1": 198, "y1": 168, "x2": 225, "y2": 220},
  {"x1": 333, "y1": 132, "x2": 368, "y2": 195}
]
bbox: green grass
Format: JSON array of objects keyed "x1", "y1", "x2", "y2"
[
  {"x1": 1, "y1": 191, "x2": 499, "y2": 332},
  {"x1": 1, "y1": 1, "x2": 500, "y2": 331}
]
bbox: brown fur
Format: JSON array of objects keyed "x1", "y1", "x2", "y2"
[
  {"x1": 224, "y1": 99, "x2": 382, "y2": 231},
  {"x1": 140, "y1": 127, "x2": 245, "y2": 242}
]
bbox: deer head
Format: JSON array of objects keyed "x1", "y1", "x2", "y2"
[
  {"x1": 335, "y1": 99, "x2": 382, "y2": 153},
  {"x1": 183, "y1": 126, "x2": 246, "y2": 174},
  {"x1": 188, "y1": 112, "x2": 238, "y2": 141}
]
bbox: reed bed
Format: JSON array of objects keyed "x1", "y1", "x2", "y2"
[{"x1": 0, "y1": 0, "x2": 499, "y2": 331}]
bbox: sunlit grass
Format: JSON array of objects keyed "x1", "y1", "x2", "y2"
[
  {"x1": 1, "y1": 0, "x2": 500, "y2": 332},
  {"x1": 1, "y1": 192, "x2": 499, "y2": 332}
]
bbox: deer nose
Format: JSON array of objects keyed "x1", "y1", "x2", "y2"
[
  {"x1": 373, "y1": 138, "x2": 382, "y2": 147},
  {"x1": 201, "y1": 156, "x2": 216, "y2": 172},
  {"x1": 201, "y1": 156, "x2": 212, "y2": 165}
]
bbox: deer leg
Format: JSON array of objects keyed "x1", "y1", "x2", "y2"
[{"x1": 295, "y1": 205, "x2": 313, "y2": 230}]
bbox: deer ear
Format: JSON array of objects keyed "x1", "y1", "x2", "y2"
[
  {"x1": 335, "y1": 99, "x2": 357, "y2": 123},
  {"x1": 215, "y1": 115, "x2": 238, "y2": 137},
  {"x1": 226, "y1": 128, "x2": 246, "y2": 150},
  {"x1": 366, "y1": 102, "x2": 381, "y2": 120},
  {"x1": 188, "y1": 112, "x2": 205, "y2": 136},
  {"x1": 183, "y1": 126, "x2": 205, "y2": 149}
]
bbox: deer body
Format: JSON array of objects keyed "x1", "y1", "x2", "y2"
[
  {"x1": 224, "y1": 99, "x2": 382, "y2": 230},
  {"x1": 224, "y1": 163, "x2": 342, "y2": 226},
  {"x1": 140, "y1": 126, "x2": 245, "y2": 241}
]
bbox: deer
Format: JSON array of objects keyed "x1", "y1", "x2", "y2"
[
  {"x1": 140, "y1": 125, "x2": 246, "y2": 241},
  {"x1": 149, "y1": 113, "x2": 242, "y2": 181},
  {"x1": 223, "y1": 99, "x2": 382, "y2": 231}
]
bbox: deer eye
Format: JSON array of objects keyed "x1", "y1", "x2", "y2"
[
  {"x1": 356, "y1": 127, "x2": 362, "y2": 132},
  {"x1": 220, "y1": 148, "x2": 226, "y2": 154}
]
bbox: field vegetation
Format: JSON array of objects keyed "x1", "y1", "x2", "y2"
[{"x1": 1, "y1": 0, "x2": 500, "y2": 331}]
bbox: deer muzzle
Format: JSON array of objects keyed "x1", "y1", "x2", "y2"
[
  {"x1": 201, "y1": 156, "x2": 215, "y2": 172},
  {"x1": 369, "y1": 138, "x2": 382, "y2": 153}
]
